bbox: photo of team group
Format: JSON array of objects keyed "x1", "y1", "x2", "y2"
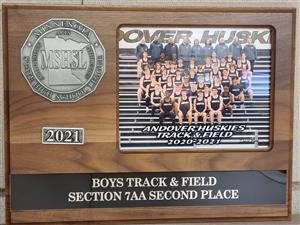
[
  {"x1": 119, "y1": 27, "x2": 271, "y2": 151},
  {"x1": 136, "y1": 35, "x2": 255, "y2": 126}
]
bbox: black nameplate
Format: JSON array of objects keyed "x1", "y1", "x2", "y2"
[{"x1": 11, "y1": 170, "x2": 286, "y2": 210}]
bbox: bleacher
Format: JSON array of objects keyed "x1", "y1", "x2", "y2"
[{"x1": 118, "y1": 51, "x2": 271, "y2": 151}]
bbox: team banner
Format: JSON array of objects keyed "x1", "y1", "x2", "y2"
[
  {"x1": 118, "y1": 27, "x2": 271, "y2": 151},
  {"x1": 119, "y1": 28, "x2": 271, "y2": 49}
]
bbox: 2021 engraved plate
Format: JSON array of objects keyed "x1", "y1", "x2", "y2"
[
  {"x1": 21, "y1": 19, "x2": 105, "y2": 102},
  {"x1": 42, "y1": 127, "x2": 84, "y2": 145}
]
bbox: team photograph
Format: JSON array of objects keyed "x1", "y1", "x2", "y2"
[{"x1": 118, "y1": 27, "x2": 271, "y2": 151}]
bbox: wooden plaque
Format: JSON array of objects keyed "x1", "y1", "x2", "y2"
[{"x1": 3, "y1": 4, "x2": 296, "y2": 224}]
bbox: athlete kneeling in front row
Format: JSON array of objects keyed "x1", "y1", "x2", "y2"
[
  {"x1": 208, "y1": 87, "x2": 223, "y2": 125},
  {"x1": 229, "y1": 77, "x2": 245, "y2": 108},
  {"x1": 178, "y1": 89, "x2": 192, "y2": 126},
  {"x1": 159, "y1": 92, "x2": 176, "y2": 125},
  {"x1": 194, "y1": 90, "x2": 207, "y2": 125}
]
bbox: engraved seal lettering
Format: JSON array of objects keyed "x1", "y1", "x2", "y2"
[{"x1": 21, "y1": 19, "x2": 105, "y2": 102}]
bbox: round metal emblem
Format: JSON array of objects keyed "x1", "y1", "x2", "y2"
[{"x1": 21, "y1": 19, "x2": 105, "y2": 102}]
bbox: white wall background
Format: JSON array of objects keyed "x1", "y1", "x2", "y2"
[{"x1": 0, "y1": 0, "x2": 299, "y2": 224}]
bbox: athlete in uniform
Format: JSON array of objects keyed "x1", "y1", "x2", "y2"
[
  {"x1": 213, "y1": 77, "x2": 224, "y2": 96},
  {"x1": 203, "y1": 85, "x2": 211, "y2": 113},
  {"x1": 211, "y1": 64, "x2": 221, "y2": 81},
  {"x1": 137, "y1": 51, "x2": 149, "y2": 78},
  {"x1": 159, "y1": 52, "x2": 166, "y2": 66},
  {"x1": 182, "y1": 74, "x2": 191, "y2": 91},
  {"x1": 172, "y1": 84, "x2": 182, "y2": 99},
  {"x1": 236, "y1": 57, "x2": 243, "y2": 78},
  {"x1": 188, "y1": 83, "x2": 198, "y2": 102},
  {"x1": 173, "y1": 69, "x2": 183, "y2": 86},
  {"x1": 196, "y1": 65, "x2": 204, "y2": 79},
  {"x1": 145, "y1": 75, "x2": 158, "y2": 107},
  {"x1": 241, "y1": 52, "x2": 251, "y2": 72},
  {"x1": 189, "y1": 69, "x2": 197, "y2": 85},
  {"x1": 178, "y1": 89, "x2": 192, "y2": 126},
  {"x1": 226, "y1": 52, "x2": 236, "y2": 66},
  {"x1": 219, "y1": 58, "x2": 227, "y2": 75},
  {"x1": 177, "y1": 57, "x2": 185, "y2": 72},
  {"x1": 159, "y1": 92, "x2": 176, "y2": 125},
  {"x1": 208, "y1": 87, "x2": 223, "y2": 125},
  {"x1": 169, "y1": 61, "x2": 177, "y2": 78},
  {"x1": 204, "y1": 72, "x2": 213, "y2": 87},
  {"x1": 211, "y1": 51, "x2": 220, "y2": 67},
  {"x1": 137, "y1": 65, "x2": 151, "y2": 103},
  {"x1": 164, "y1": 60, "x2": 171, "y2": 73},
  {"x1": 229, "y1": 77, "x2": 245, "y2": 108},
  {"x1": 188, "y1": 58, "x2": 197, "y2": 71},
  {"x1": 228, "y1": 63, "x2": 239, "y2": 82},
  {"x1": 163, "y1": 76, "x2": 174, "y2": 96},
  {"x1": 194, "y1": 90, "x2": 207, "y2": 125},
  {"x1": 152, "y1": 62, "x2": 162, "y2": 82},
  {"x1": 222, "y1": 86, "x2": 233, "y2": 117},
  {"x1": 203, "y1": 57, "x2": 212, "y2": 74},
  {"x1": 197, "y1": 76, "x2": 205, "y2": 90},
  {"x1": 221, "y1": 69, "x2": 232, "y2": 88},
  {"x1": 159, "y1": 69, "x2": 168, "y2": 87},
  {"x1": 150, "y1": 83, "x2": 164, "y2": 116},
  {"x1": 240, "y1": 69, "x2": 253, "y2": 100},
  {"x1": 241, "y1": 52, "x2": 253, "y2": 78},
  {"x1": 172, "y1": 84, "x2": 182, "y2": 115},
  {"x1": 203, "y1": 85, "x2": 211, "y2": 100}
]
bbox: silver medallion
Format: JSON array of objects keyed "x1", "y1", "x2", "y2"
[{"x1": 21, "y1": 19, "x2": 105, "y2": 102}]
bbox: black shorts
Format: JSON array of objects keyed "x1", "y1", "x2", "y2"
[
  {"x1": 181, "y1": 109, "x2": 189, "y2": 119},
  {"x1": 233, "y1": 94, "x2": 241, "y2": 99},
  {"x1": 211, "y1": 107, "x2": 220, "y2": 112},
  {"x1": 160, "y1": 111, "x2": 176, "y2": 119},
  {"x1": 196, "y1": 111, "x2": 206, "y2": 117},
  {"x1": 243, "y1": 89, "x2": 249, "y2": 95},
  {"x1": 222, "y1": 105, "x2": 231, "y2": 111}
]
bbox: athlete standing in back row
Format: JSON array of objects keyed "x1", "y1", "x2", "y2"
[
  {"x1": 164, "y1": 37, "x2": 178, "y2": 60},
  {"x1": 135, "y1": 38, "x2": 148, "y2": 61},
  {"x1": 243, "y1": 37, "x2": 257, "y2": 72},
  {"x1": 149, "y1": 35, "x2": 163, "y2": 64}
]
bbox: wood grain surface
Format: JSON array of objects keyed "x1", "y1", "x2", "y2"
[
  {"x1": 10, "y1": 205, "x2": 288, "y2": 223},
  {"x1": 3, "y1": 4, "x2": 296, "y2": 224}
]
